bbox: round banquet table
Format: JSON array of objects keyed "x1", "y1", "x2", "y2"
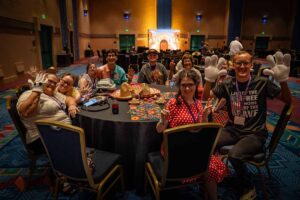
[{"x1": 73, "y1": 84, "x2": 177, "y2": 193}]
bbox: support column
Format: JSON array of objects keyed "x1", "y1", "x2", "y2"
[
  {"x1": 59, "y1": 0, "x2": 68, "y2": 50},
  {"x1": 157, "y1": 0, "x2": 172, "y2": 29},
  {"x1": 72, "y1": 0, "x2": 80, "y2": 60},
  {"x1": 227, "y1": 0, "x2": 244, "y2": 43},
  {"x1": 292, "y1": 1, "x2": 300, "y2": 51}
]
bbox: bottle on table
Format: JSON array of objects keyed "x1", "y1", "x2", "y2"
[{"x1": 112, "y1": 99, "x2": 119, "y2": 114}]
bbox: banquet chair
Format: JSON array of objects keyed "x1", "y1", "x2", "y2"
[
  {"x1": 6, "y1": 92, "x2": 47, "y2": 187},
  {"x1": 145, "y1": 123, "x2": 222, "y2": 200},
  {"x1": 35, "y1": 120, "x2": 124, "y2": 200},
  {"x1": 219, "y1": 103, "x2": 293, "y2": 199}
]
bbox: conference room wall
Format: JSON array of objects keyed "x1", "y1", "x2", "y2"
[
  {"x1": 87, "y1": 0, "x2": 156, "y2": 51},
  {"x1": 77, "y1": 0, "x2": 92, "y2": 58},
  {"x1": 241, "y1": 0, "x2": 296, "y2": 51},
  {"x1": 172, "y1": 0, "x2": 229, "y2": 50},
  {"x1": 0, "y1": 0, "x2": 63, "y2": 83}
]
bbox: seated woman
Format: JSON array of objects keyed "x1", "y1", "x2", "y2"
[
  {"x1": 17, "y1": 72, "x2": 78, "y2": 153},
  {"x1": 57, "y1": 73, "x2": 81, "y2": 103},
  {"x1": 170, "y1": 53, "x2": 203, "y2": 87},
  {"x1": 78, "y1": 63, "x2": 98, "y2": 100},
  {"x1": 156, "y1": 70, "x2": 227, "y2": 200}
]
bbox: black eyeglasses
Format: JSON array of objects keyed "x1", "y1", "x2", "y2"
[
  {"x1": 47, "y1": 80, "x2": 58, "y2": 86},
  {"x1": 234, "y1": 61, "x2": 251, "y2": 66},
  {"x1": 61, "y1": 79, "x2": 72, "y2": 86}
]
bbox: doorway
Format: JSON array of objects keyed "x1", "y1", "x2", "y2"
[
  {"x1": 190, "y1": 35, "x2": 205, "y2": 51},
  {"x1": 70, "y1": 31, "x2": 74, "y2": 56},
  {"x1": 255, "y1": 36, "x2": 269, "y2": 50},
  {"x1": 40, "y1": 25, "x2": 53, "y2": 69},
  {"x1": 255, "y1": 36, "x2": 270, "y2": 58},
  {"x1": 119, "y1": 34, "x2": 135, "y2": 53}
]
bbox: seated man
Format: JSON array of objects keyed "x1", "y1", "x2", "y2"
[
  {"x1": 96, "y1": 49, "x2": 128, "y2": 85},
  {"x1": 203, "y1": 51, "x2": 292, "y2": 199},
  {"x1": 17, "y1": 72, "x2": 78, "y2": 153},
  {"x1": 138, "y1": 49, "x2": 168, "y2": 85}
]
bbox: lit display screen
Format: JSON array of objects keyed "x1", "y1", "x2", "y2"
[{"x1": 148, "y1": 29, "x2": 180, "y2": 51}]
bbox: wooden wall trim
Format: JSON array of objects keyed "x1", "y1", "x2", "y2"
[
  {"x1": 137, "y1": 34, "x2": 147, "y2": 38},
  {"x1": 0, "y1": 16, "x2": 34, "y2": 35},
  {"x1": 0, "y1": 16, "x2": 34, "y2": 31},
  {"x1": 79, "y1": 33, "x2": 117, "y2": 38},
  {"x1": 272, "y1": 36, "x2": 290, "y2": 41},
  {"x1": 242, "y1": 35, "x2": 291, "y2": 41},
  {"x1": 207, "y1": 35, "x2": 226, "y2": 39},
  {"x1": 180, "y1": 33, "x2": 188, "y2": 38}
]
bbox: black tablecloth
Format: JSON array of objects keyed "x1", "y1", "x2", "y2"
[{"x1": 73, "y1": 85, "x2": 177, "y2": 192}]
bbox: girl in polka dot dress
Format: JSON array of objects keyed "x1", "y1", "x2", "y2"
[{"x1": 156, "y1": 70, "x2": 228, "y2": 200}]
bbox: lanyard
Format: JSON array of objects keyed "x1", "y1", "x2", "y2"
[
  {"x1": 183, "y1": 98, "x2": 200, "y2": 123},
  {"x1": 235, "y1": 76, "x2": 251, "y2": 107},
  {"x1": 48, "y1": 95, "x2": 65, "y2": 110}
]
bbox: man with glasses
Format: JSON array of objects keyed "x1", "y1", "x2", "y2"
[{"x1": 203, "y1": 51, "x2": 292, "y2": 200}]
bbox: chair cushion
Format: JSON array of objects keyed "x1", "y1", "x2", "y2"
[
  {"x1": 147, "y1": 151, "x2": 163, "y2": 181},
  {"x1": 92, "y1": 150, "x2": 121, "y2": 183}
]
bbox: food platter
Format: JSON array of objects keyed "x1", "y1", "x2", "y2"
[{"x1": 111, "y1": 84, "x2": 160, "y2": 100}]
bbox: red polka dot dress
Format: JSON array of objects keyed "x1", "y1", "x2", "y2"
[{"x1": 161, "y1": 96, "x2": 228, "y2": 183}]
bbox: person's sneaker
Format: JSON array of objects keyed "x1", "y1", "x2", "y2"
[{"x1": 240, "y1": 187, "x2": 256, "y2": 200}]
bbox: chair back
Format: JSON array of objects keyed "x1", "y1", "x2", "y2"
[
  {"x1": 6, "y1": 95, "x2": 28, "y2": 150},
  {"x1": 161, "y1": 123, "x2": 221, "y2": 187},
  {"x1": 97, "y1": 50, "x2": 101, "y2": 58},
  {"x1": 267, "y1": 103, "x2": 293, "y2": 159},
  {"x1": 130, "y1": 54, "x2": 138, "y2": 64},
  {"x1": 35, "y1": 120, "x2": 92, "y2": 182}
]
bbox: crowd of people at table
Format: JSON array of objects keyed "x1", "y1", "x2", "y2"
[{"x1": 16, "y1": 39, "x2": 292, "y2": 199}]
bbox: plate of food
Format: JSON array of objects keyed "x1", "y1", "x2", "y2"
[
  {"x1": 138, "y1": 83, "x2": 160, "y2": 98},
  {"x1": 111, "y1": 83, "x2": 160, "y2": 101}
]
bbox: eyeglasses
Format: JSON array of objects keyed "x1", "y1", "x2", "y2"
[
  {"x1": 234, "y1": 61, "x2": 251, "y2": 67},
  {"x1": 61, "y1": 79, "x2": 72, "y2": 86},
  {"x1": 180, "y1": 83, "x2": 195, "y2": 89},
  {"x1": 47, "y1": 80, "x2": 58, "y2": 86}
]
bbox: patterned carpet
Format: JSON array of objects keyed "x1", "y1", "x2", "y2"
[{"x1": 0, "y1": 63, "x2": 299, "y2": 199}]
